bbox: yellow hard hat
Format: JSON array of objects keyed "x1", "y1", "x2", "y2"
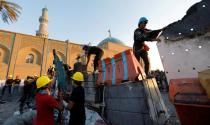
[
  {"x1": 8, "y1": 75, "x2": 13, "y2": 79},
  {"x1": 72, "y1": 72, "x2": 84, "y2": 82},
  {"x1": 36, "y1": 76, "x2": 51, "y2": 89}
]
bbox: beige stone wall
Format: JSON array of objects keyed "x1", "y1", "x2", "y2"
[
  {"x1": 107, "y1": 42, "x2": 131, "y2": 53},
  {"x1": 12, "y1": 34, "x2": 44, "y2": 79},
  {"x1": 68, "y1": 43, "x2": 83, "y2": 68},
  {"x1": 0, "y1": 31, "x2": 14, "y2": 79},
  {"x1": 100, "y1": 42, "x2": 131, "y2": 56},
  {"x1": 0, "y1": 30, "x2": 131, "y2": 80},
  {"x1": 44, "y1": 39, "x2": 67, "y2": 73},
  {"x1": 0, "y1": 63, "x2": 8, "y2": 79},
  {"x1": 0, "y1": 44, "x2": 10, "y2": 64},
  {"x1": 0, "y1": 31, "x2": 15, "y2": 49}
]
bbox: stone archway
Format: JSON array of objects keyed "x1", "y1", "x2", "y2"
[
  {"x1": 14, "y1": 47, "x2": 42, "y2": 78},
  {"x1": 16, "y1": 47, "x2": 42, "y2": 65},
  {"x1": 0, "y1": 44, "x2": 10, "y2": 79},
  {"x1": 0, "y1": 44, "x2": 10, "y2": 64}
]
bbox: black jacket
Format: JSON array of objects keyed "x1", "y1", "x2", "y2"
[
  {"x1": 86, "y1": 46, "x2": 103, "y2": 58},
  {"x1": 69, "y1": 86, "x2": 85, "y2": 124},
  {"x1": 5, "y1": 79, "x2": 14, "y2": 86},
  {"x1": 133, "y1": 28, "x2": 161, "y2": 51}
]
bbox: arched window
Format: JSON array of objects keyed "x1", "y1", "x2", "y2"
[{"x1": 26, "y1": 54, "x2": 34, "y2": 64}]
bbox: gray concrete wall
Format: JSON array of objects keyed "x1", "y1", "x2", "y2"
[
  {"x1": 84, "y1": 75, "x2": 97, "y2": 103},
  {"x1": 105, "y1": 82, "x2": 153, "y2": 125}
]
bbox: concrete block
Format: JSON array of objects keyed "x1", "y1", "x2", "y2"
[
  {"x1": 85, "y1": 91, "x2": 96, "y2": 95},
  {"x1": 105, "y1": 82, "x2": 145, "y2": 98},
  {"x1": 85, "y1": 94, "x2": 96, "y2": 102},
  {"x1": 85, "y1": 88, "x2": 96, "y2": 94},
  {"x1": 107, "y1": 110, "x2": 146, "y2": 125},
  {"x1": 105, "y1": 97, "x2": 149, "y2": 113},
  {"x1": 142, "y1": 114, "x2": 154, "y2": 125}
]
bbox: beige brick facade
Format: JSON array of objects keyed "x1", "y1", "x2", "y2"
[{"x1": 0, "y1": 30, "x2": 131, "y2": 79}]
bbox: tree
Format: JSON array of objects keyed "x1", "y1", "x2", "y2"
[{"x1": 0, "y1": 0, "x2": 21, "y2": 23}]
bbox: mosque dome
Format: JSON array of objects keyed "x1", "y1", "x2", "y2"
[{"x1": 98, "y1": 37, "x2": 125, "y2": 46}]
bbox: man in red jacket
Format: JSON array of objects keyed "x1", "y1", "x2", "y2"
[{"x1": 35, "y1": 76, "x2": 63, "y2": 125}]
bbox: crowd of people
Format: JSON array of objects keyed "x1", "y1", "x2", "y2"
[
  {"x1": 0, "y1": 75, "x2": 21, "y2": 96},
  {"x1": 0, "y1": 43, "x2": 103, "y2": 125},
  {"x1": 0, "y1": 67, "x2": 86, "y2": 125},
  {"x1": 0, "y1": 75, "x2": 38, "y2": 111}
]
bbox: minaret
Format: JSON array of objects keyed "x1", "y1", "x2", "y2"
[{"x1": 36, "y1": 7, "x2": 48, "y2": 38}]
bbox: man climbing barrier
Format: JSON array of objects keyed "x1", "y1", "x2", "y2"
[
  {"x1": 133, "y1": 17, "x2": 163, "y2": 78},
  {"x1": 82, "y1": 45, "x2": 104, "y2": 73}
]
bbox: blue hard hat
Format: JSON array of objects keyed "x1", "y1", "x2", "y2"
[{"x1": 138, "y1": 17, "x2": 148, "y2": 24}]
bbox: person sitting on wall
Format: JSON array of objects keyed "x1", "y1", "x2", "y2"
[{"x1": 82, "y1": 45, "x2": 104, "y2": 73}]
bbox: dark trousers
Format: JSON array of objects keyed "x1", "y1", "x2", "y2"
[
  {"x1": 93, "y1": 52, "x2": 104, "y2": 71},
  {"x1": 69, "y1": 118, "x2": 85, "y2": 125},
  {"x1": 13, "y1": 85, "x2": 20, "y2": 95},
  {"x1": 134, "y1": 50, "x2": 150, "y2": 75},
  {"x1": 19, "y1": 92, "x2": 31, "y2": 113},
  {"x1": 2, "y1": 85, "x2": 12, "y2": 95}
]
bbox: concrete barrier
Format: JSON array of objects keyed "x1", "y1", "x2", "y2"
[{"x1": 105, "y1": 81, "x2": 153, "y2": 125}]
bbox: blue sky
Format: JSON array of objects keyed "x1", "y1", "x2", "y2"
[
  {"x1": 0, "y1": 0, "x2": 201, "y2": 46},
  {"x1": 0, "y1": 0, "x2": 201, "y2": 70}
]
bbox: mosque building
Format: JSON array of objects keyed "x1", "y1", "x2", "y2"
[{"x1": 0, "y1": 7, "x2": 131, "y2": 79}]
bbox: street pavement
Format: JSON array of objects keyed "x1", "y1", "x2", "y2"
[
  {"x1": 0, "y1": 89, "x2": 21, "y2": 125},
  {"x1": 0, "y1": 88, "x2": 179, "y2": 125}
]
